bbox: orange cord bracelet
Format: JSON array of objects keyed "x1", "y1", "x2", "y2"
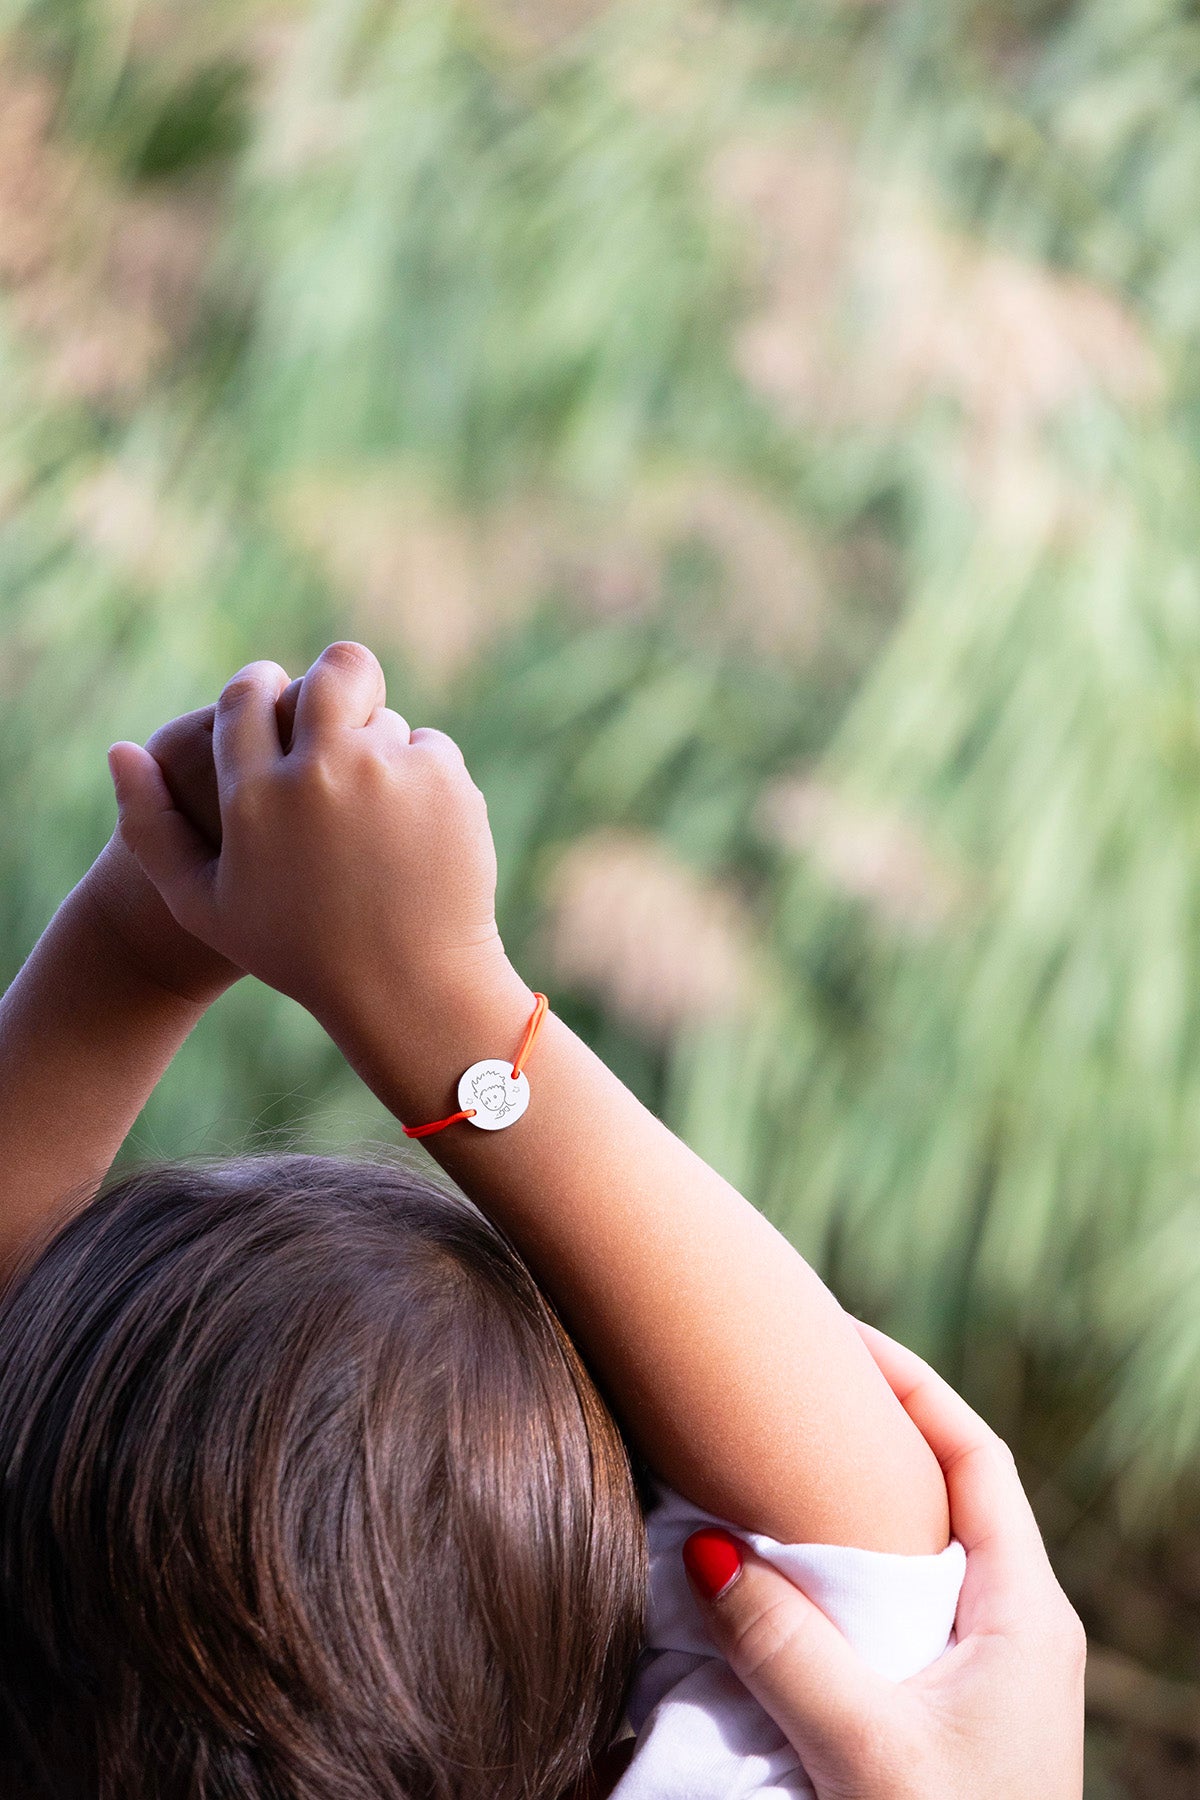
[
  {"x1": 402, "y1": 993, "x2": 549, "y2": 1139},
  {"x1": 509, "y1": 991, "x2": 549, "y2": 1080}
]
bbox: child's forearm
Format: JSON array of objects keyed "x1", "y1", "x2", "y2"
[
  {"x1": 329, "y1": 957, "x2": 951, "y2": 1554},
  {"x1": 0, "y1": 852, "x2": 216, "y2": 1278}
]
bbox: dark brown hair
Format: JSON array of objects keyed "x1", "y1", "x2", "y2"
[{"x1": 0, "y1": 1152, "x2": 648, "y2": 1799}]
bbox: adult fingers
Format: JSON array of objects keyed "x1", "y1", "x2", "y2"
[
  {"x1": 853, "y1": 1321, "x2": 1039, "y2": 1541},
  {"x1": 682, "y1": 1529, "x2": 895, "y2": 1785},
  {"x1": 291, "y1": 641, "x2": 386, "y2": 744},
  {"x1": 107, "y1": 742, "x2": 214, "y2": 931},
  {"x1": 212, "y1": 660, "x2": 290, "y2": 805},
  {"x1": 853, "y1": 1320, "x2": 1058, "y2": 1626}
]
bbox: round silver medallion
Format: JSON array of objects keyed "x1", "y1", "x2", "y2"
[{"x1": 458, "y1": 1059, "x2": 531, "y2": 1131}]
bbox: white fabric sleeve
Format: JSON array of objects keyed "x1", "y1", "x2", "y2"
[{"x1": 612, "y1": 1477, "x2": 967, "y2": 1800}]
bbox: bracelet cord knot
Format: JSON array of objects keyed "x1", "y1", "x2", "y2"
[{"x1": 401, "y1": 993, "x2": 548, "y2": 1139}]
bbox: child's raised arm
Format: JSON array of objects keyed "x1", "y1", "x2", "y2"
[
  {"x1": 0, "y1": 707, "x2": 244, "y2": 1279},
  {"x1": 115, "y1": 645, "x2": 949, "y2": 1553}
]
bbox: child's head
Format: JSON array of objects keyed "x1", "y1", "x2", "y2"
[{"x1": 0, "y1": 1153, "x2": 647, "y2": 1799}]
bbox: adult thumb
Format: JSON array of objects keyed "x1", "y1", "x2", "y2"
[
  {"x1": 107, "y1": 741, "x2": 213, "y2": 923},
  {"x1": 682, "y1": 1529, "x2": 893, "y2": 1789}
]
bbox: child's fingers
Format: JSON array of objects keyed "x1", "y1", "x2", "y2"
[
  {"x1": 107, "y1": 742, "x2": 214, "y2": 930},
  {"x1": 291, "y1": 642, "x2": 386, "y2": 744},
  {"x1": 213, "y1": 661, "x2": 291, "y2": 800},
  {"x1": 145, "y1": 708, "x2": 221, "y2": 848},
  {"x1": 276, "y1": 677, "x2": 303, "y2": 752},
  {"x1": 145, "y1": 703, "x2": 215, "y2": 742},
  {"x1": 367, "y1": 705, "x2": 413, "y2": 756},
  {"x1": 409, "y1": 725, "x2": 466, "y2": 767}
]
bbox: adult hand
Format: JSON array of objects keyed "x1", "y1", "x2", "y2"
[{"x1": 682, "y1": 1321, "x2": 1086, "y2": 1799}]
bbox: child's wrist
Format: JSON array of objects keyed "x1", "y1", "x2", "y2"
[{"x1": 319, "y1": 949, "x2": 536, "y2": 1133}]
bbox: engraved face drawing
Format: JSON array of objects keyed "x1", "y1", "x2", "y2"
[
  {"x1": 459, "y1": 1057, "x2": 530, "y2": 1133},
  {"x1": 471, "y1": 1070, "x2": 515, "y2": 1119}
]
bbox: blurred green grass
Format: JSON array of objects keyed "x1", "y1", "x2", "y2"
[{"x1": 3, "y1": 1, "x2": 1200, "y2": 1787}]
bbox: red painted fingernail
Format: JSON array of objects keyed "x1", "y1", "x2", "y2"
[{"x1": 682, "y1": 1528, "x2": 743, "y2": 1601}]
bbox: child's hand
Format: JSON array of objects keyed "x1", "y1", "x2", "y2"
[
  {"x1": 107, "y1": 644, "x2": 506, "y2": 1030},
  {"x1": 84, "y1": 707, "x2": 236, "y2": 1007},
  {"x1": 83, "y1": 682, "x2": 302, "y2": 1006}
]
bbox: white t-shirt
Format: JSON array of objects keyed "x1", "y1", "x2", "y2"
[{"x1": 613, "y1": 1478, "x2": 967, "y2": 1798}]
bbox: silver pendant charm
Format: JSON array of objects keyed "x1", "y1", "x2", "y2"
[{"x1": 458, "y1": 1059, "x2": 531, "y2": 1130}]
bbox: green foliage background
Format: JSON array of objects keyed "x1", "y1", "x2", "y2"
[{"x1": 2, "y1": 0, "x2": 1199, "y2": 1786}]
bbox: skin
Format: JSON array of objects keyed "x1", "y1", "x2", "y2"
[
  {"x1": 0, "y1": 686, "x2": 301, "y2": 1280},
  {"x1": 0, "y1": 642, "x2": 1084, "y2": 1795},
  {"x1": 0, "y1": 715, "x2": 230, "y2": 1279},
  {"x1": 106, "y1": 643, "x2": 950, "y2": 1555}
]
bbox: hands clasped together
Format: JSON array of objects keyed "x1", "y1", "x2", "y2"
[{"x1": 106, "y1": 646, "x2": 506, "y2": 1035}]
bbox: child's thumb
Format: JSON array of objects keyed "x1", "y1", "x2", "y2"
[
  {"x1": 682, "y1": 1529, "x2": 893, "y2": 1787},
  {"x1": 107, "y1": 742, "x2": 213, "y2": 916}
]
